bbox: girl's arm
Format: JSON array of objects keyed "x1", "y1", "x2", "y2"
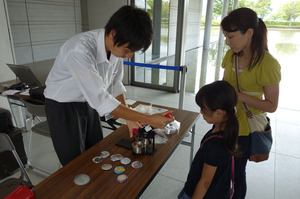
[
  {"x1": 237, "y1": 84, "x2": 279, "y2": 113},
  {"x1": 192, "y1": 163, "x2": 217, "y2": 199}
]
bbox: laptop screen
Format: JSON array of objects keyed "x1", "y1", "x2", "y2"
[{"x1": 7, "y1": 64, "x2": 42, "y2": 87}]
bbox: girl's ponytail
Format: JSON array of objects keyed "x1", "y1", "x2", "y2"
[
  {"x1": 223, "y1": 110, "x2": 240, "y2": 157},
  {"x1": 250, "y1": 17, "x2": 268, "y2": 70}
]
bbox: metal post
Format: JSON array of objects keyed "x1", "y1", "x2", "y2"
[
  {"x1": 214, "y1": 0, "x2": 229, "y2": 81},
  {"x1": 189, "y1": 125, "x2": 195, "y2": 167},
  {"x1": 7, "y1": 98, "x2": 18, "y2": 127},
  {"x1": 175, "y1": 0, "x2": 189, "y2": 109},
  {"x1": 179, "y1": 66, "x2": 187, "y2": 110},
  {"x1": 151, "y1": 0, "x2": 162, "y2": 85},
  {"x1": 233, "y1": 0, "x2": 238, "y2": 10},
  {"x1": 199, "y1": 0, "x2": 214, "y2": 88}
]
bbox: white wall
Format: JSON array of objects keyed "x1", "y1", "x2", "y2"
[
  {"x1": 6, "y1": 0, "x2": 82, "y2": 64},
  {"x1": 0, "y1": 0, "x2": 15, "y2": 110},
  {"x1": 87, "y1": 0, "x2": 128, "y2": 29}
]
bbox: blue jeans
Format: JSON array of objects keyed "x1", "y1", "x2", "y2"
[
  {"x1": 232, "y1": 136, "x2": 251, "y2": 199},
  {"x1": 178, "y1": 188, "x2": 191, "y2": 199}
]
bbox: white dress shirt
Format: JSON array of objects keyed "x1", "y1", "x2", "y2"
[{"x1": 44, "y1": 29, "x2": 126, "y2": 116}]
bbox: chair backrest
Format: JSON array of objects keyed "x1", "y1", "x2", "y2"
[
  {"x1": 0, "y1": 133, "x2": 32, "y2": 184},
  {"x1": 0, "y1": 133, "x2": 15, "y2": 153},
  {"x1": 21, "y1": 99, "x2": 46, "y2": 117}
]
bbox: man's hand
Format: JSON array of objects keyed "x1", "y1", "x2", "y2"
[
  {"x1": 148, "y1": 111, "x2": 174, "y2": 129},
  {"x1": 126, "y1": 120, "x2": 142, "y2": 138}
]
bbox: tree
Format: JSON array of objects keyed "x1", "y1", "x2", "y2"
[
  {"x1": 252, "y1": 0, "x2": 272, "y2": 19},
  {"x1": 237, "y1": 0, "x2": 254, "y2": 8},
  {"x1": 161, "y1": 0, "x2": 170, "y2": 23},
  {"x1": 213, "y1": 0, "x2": 233, "y2": 16},
  {"x1": 277, "y1": 0, "x2": 300, "y2": 26},
  {"x1": 146, "y1": 0, "x2": 153, "y2": 18},
  {"x1": 213, "y1": 0, "x2": 272, "y2": 20}
]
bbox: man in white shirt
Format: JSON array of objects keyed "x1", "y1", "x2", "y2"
[{"x1": 44, "y1": 5, "x2": 174, "y2": 165}]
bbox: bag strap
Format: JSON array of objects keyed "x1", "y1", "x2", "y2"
[
  {"x1": 201, "y1": 135, "x2": 235, "y2": 198},
  {"x1": 234, "y1": 54, "x2": 253, "y2": 119}
]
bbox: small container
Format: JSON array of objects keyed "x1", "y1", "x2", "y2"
[{"x1": 132, "y1": 141, "x2": 145, "y2": 155}]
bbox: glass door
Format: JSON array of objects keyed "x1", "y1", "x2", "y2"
[{"x1": 131, "y1": 0, "x2": 179, "y2": 92}]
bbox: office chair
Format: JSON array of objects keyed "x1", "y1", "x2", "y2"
[
  {"x1": 21, "y1": 98, "x2": 52, "y2": 175},
  {"x1": 0, "y1": 133, "x2": 33, "y2": 198}
]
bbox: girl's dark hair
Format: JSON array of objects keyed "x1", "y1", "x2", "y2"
[
  {"x1": 105, "y1": 5, "x2": 153, "y2": 52},
  {"x1": 196, "y1": 81, "x2": 239, "y2": 156},
  {"x1": 221, "y1": 7, "x2": 268, "y2": 70}
]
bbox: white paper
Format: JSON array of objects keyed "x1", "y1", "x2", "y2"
[
  {"x1": 126, "y1": 99, "x2": 136, "y2": 105},
  {"x1": 1, "y1": 90, "x2": 21, "y2": 95}
]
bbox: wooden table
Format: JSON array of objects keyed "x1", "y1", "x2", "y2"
[{"x1": 33, "y1": 102, "x2": 200, "y2": 199}]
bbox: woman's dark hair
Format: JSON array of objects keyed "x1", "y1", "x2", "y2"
[
  {"x1": 105, "y1": 5, "x2": 153, "y2": 52},
  {"x1": 221, "y1": 7, "x2": 268, "y2": 70},
  {"x1": 196, "y1": 81, "x2": 239, "y2": 156}
]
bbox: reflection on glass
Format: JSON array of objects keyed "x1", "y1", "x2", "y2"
[
  {"x1": 275, "y1": 43, "x2": 297, "y2": 55},
  {"x1": 134, "y1": 0, "x2": 173, "y2": 88},
  {"x1": 133, "y1": 2, "x2": 300, "y2": 103}
]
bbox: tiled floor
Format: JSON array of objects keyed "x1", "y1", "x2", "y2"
[{"x1": 3, "y1": 85, "x2": 300, "y2": 199}]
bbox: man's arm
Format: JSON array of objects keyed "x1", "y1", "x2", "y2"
[
  {"x1": 115, "y1": 94, "x2": 141, "y2": 137},
  {"x1": 111, "y1": 95, "x2": 174, "y2": 136}
]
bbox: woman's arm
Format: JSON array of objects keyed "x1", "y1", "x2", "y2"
[
  {"x1": 192, "y1": 163, "x2": 217, "y2": 199},
  {"x1": 237, "y1": 84, "x2": 279, "y2": 113}
]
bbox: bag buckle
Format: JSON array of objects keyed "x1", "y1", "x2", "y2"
[{"x1": 245, "y1": 110, "x2": 253, "y2": 119}]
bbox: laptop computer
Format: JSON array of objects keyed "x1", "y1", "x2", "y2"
[{"x1": 7, "y1": 64, "x2": 42, "y2": 88}]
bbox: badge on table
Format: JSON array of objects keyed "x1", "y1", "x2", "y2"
[
  {"x1": 120, "y1": 157, "x2": 131, "y2": 165},
  {"x1": 116, "y1": 174, "x2": 128, "y2": 183},
  {"x1": 114, "y1": 166, "x2": 125, "y2": 174},
  {"x1": 92, "y1": 156, "x2": 103, "y2": 163},
  {"x1": 100, "y1": 151, "x2": 110, "y2": 158},
  {"x1": 110, "y1": 154, "x2": 123, "y2": 161},
  {"x1": 131, "y1": 161, "x2": 142, "y2": 169},
  {"x1": 101, "y1": 164, "x2": 112, "y2": 171}
]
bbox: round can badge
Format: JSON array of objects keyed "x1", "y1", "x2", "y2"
[
  {"x1": 131, "y1": 161, "x2": 142, "y2": 169},
  {"x1": 100, "y1": 151, "x2": 110, "y2": 158},
  {"x1": 116, "y1": 174, "x2": 128, "y2": 183},
  {"x1": 110, "y1": 154, "x2": 123, "y2": 162},
  {"x1": 101, "y1": 163, "x2": 112, "y2": 171},
  {"x1": 114, "y1": 166, "x2": 125, "y2": 174},
  {"x1": 92, "y1": 156, "x2": 103, "y2": 163},
  {"x1": 120, "y1": 157, "x2": 131, "y2": 165},
  {"x1": 74, "y1": 174, "x2": 90, "y2": 186}
]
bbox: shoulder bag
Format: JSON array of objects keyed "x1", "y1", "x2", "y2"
[{"x1": 234, "y1": 55, "x2": 272, "y2": 163}]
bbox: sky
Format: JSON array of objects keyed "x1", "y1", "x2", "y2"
[
  {"x1": 200, "y1": 0, "x2": 289, "y2": 17},
  {"x1": 270, "y1": 0, "x2": 284, "y2": 14}
]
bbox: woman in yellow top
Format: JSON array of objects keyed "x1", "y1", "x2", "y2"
[{"x1": 221, "y1": 7, "x2": 281, "y2": 199}]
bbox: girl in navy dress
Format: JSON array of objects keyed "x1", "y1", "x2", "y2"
[{"x1": 179, "y1": 81, "x2": 240, "y2": 199}]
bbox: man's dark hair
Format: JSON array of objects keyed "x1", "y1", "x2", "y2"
[{"x1": 105, "y1": 5, "x2": 153, "y2": 53}]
